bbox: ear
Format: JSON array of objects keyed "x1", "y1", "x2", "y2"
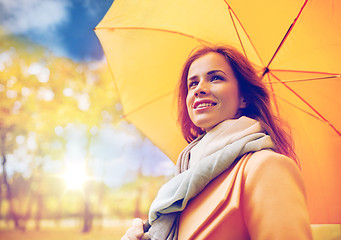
[{"x1": 240, "y1": 97, "x2": 247, "y2": 109}]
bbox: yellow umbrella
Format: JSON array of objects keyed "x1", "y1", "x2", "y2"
[{"x1": 95, "y1": 0, "x2": 341, "y2": 223}]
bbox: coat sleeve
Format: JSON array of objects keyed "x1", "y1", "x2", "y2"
[{"x1": 242, "y1": 150, "x2": 313, "y2": 240}]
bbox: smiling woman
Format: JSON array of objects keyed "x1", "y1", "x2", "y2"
[{"x1": 121, "y1": 45, "x2": 313, "y2": 240}]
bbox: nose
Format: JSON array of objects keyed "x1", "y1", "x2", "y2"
[{"x1": 194, "y1": 81, "x2": 209, "y2": 97}]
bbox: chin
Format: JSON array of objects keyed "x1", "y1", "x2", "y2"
[{"x1": 196, "y1": 122, "x2": 218, "y2": 132}]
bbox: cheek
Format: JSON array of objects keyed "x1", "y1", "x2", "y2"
[
  {"x1": 186, "y1": 94, "x2": 194, "y2": 118},
  {"x1": 221, "y1": 89, "x2": 241, "y2": 110},
  {"x1": 185, "y1": 92, "x2": 192, "y2": 109}
]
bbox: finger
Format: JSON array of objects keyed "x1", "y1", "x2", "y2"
[
  {"x1": 132, "y1": 218, "x2": 144, "y2": 227},
  {"x1": 142, "y1": 232, "x2": 151, "y2": 240},
  {"x1": 126, "y1": 219, "x2": 144, "y2": 239}
]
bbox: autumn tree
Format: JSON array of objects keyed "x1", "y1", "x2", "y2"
[
  {"x1": 0, "y1": 29, "x2": 120, "y2": 231},
  {"x1": 0, "y1": 30, "x2": 47, "y2": 229}
]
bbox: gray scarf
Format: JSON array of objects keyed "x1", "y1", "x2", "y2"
[{"x1": 147, "y1": 117, "x2": 275, "y2": 240}]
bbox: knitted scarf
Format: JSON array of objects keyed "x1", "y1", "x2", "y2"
[{"x1": 147, "y1": 116, "x2": 275, "y2": 240}]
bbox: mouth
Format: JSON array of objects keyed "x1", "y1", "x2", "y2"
[{"x1": 194, "y1": 101, "x2": 217, "y2": 109}]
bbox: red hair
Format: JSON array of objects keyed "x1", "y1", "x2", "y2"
[{"x1": 177, "y1": 45, "x2": 297, "y2": 162}]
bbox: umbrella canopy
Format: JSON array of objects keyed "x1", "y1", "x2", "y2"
[{"x1": 95, "y1": 0, "x2": 341, "y2": 223}]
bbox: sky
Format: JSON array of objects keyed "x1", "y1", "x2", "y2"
[{"x1": 0, "y1": 0, "x2": 113, "y2": 62}]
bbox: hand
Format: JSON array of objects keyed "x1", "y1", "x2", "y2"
[{"x1": 121, "y1": 218, "x2": 151, "y2": 240}]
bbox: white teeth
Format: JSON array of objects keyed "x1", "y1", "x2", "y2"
[{"x1": 196, "y1": 103, "x2": 214, "y2": 108}]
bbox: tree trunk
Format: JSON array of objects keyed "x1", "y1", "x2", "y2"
[
  {"x1": 82, "y1": 198, "x2": 92, "y2": 233},
  {"x1": 2, "y1": 153, "x2": 20, "y2": 229},
  {"x1": 82, "y1": 132, "x2": 93, "y2": 233},
  {"x1": 0, "y1": 174, "x2": 2, "y2": 219},
  {"x1": 35, "y1": 193, "x2": 43, "y2": 231}
]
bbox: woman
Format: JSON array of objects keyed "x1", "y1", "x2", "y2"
[{"x1": 122, "y1": 45, "x2": 313, "y2": 240}]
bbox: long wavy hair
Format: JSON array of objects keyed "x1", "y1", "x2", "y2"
[{"x1": 177, "y1": 45, "x2": 297, "y2": 163}]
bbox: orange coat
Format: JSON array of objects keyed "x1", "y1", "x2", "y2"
[{"x1": 178, "y1": 150, "x2": 313, "y2": 240}]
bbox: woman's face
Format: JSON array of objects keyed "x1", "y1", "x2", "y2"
[{"x1": 186, "y1": 52, "x2": 246, "y2": 131}]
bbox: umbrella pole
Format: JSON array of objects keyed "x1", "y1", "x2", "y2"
[{"x1": 143, "y1": 220, "x2": 151, "y2": 232}]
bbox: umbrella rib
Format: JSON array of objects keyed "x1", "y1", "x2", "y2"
[
  {"x1": 95, "y1": 26, "x2": 211, "y2": 45},
  {"x1": 100, "y1": 51, "x2": 124, "y2": 114},
  {"x1": 273, "y1": 93, "x2": 324, "y2": 122},
  {"x1": 223, "y1": 1, "x2": 264, "y2": 66},
  {"x1": 263, "y1": 0, "x2": 309, "y2": 76},
  {"x1": 227, "y1": 5, "x2": 246, "y2": 58},
  {"x1": 121, "y1": 91, "x2": 174, "y2": 118},
  {"x1": 271, "y1": 69, "x2": 341, "y2": 76},
  {"x1": 270, "y1": 72, "x2": 341, "y2": 137},
  {"x1": 265, "y1": 74, "x2": 341, "y2": 84}
]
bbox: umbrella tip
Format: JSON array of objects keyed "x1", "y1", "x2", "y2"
[
  {"x1": 262, "y1": 67, "x2": 270, "y2": 75},
  {"x1": 261, "y1": 68, "x2": 270, "y2": 79}
]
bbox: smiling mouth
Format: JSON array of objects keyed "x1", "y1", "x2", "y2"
[{"x1": 195, "y1": 102, "x2": 217, "y2": 109}]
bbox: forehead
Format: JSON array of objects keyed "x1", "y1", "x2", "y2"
[{"x1": 188, "y1": 52, "x2": 232, "y2": 77}]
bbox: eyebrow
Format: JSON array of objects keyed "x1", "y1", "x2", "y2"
[
  {"x1": 207, "y1": 70, "x2": 226, "y2": 75},
  {"x1": 187, "y1": 70, "x2": 226, "y2": 81}
]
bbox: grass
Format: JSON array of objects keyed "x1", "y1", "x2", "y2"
[
  {"x1": 0, "y1": 223, "x2": 339, "y2": 240},
  {"x1": 0, "y1": 227, "x2": 128, "y2": 240},
  {"x1": 0, "y1": 219, "x2": 131, "y2": 240}
]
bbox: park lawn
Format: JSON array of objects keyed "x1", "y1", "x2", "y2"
[
  {"x1": 0, "y1": 224, "x2": 340, "y2": 240},
  {"x1": 0, "y1": 227, "x2": 128, "y2": 240}
]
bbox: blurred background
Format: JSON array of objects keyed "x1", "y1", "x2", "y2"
[
  {"x1": 0, "y1": 0, "x2": 339, "y2": 239},
  {"x1": 0, "y1": 0, "x2": 174, "y2": 239}
]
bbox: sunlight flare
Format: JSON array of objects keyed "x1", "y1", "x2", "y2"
[{"x1": 63, "y1": 163, "x2": 88, "y2": 191}]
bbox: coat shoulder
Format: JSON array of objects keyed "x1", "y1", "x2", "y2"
[
  {"x1": 244, "y1": 150, "x2": 300, "y2": 178},
  {"x1": 241, "y1": 150, "x2": 313, "y2": 240}
]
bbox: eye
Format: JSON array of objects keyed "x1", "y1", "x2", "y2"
[
  {"x1": 188, "y1": 80, "x2": 198, "y2": 88},
  {"x1": 211, "y1": 75, "x2": 224, "y2": 82}
]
